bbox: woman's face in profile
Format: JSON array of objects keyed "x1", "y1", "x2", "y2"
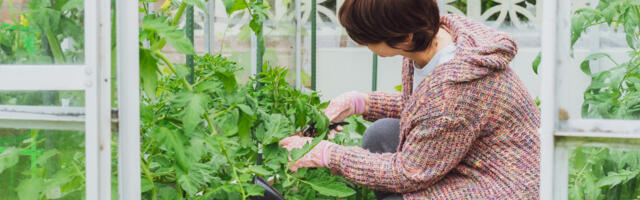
[
  {"x1": 366, "y1": 42, "x2": 405, "y2": 57},
  {"x1": 364, "y1": 35, "x2": 413, "y2": 58}
]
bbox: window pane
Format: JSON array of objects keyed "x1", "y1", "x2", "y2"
[
  {"x1": 314, "y1": 1, "x2": 375, "y2": 100},
  {"x1": 566, "y1": 138, "x2": 640, "y2": 199},
  {"x1": 263, "y1": 5, "x2": 296, "y2": 87},
  {"x1": 556, "y1": 1, "x2": 640, "y2": 128},
  {"x1": 0, "y1": 128, "x2": 86, "y2": 199},
  {"x1": 0, "y1": 91, "x2": 84, "y2": 107},
  {"x1": 0, "y1": 0, "x2": 85, "y2": 64}
]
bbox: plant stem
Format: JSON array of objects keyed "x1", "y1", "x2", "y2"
[
  {"x1": 152, "y1": 3, "x2": 188, "y2": 50},
  {"x1": 217, "y1": 138, "x2": 247, "y2": 200},
  {"x1": 154, "y1": 50, "x2": 194, "y2": 91},
  {"x1": 141, "y1": 159, "x2": 157, "y2": 200},
  {"x1": 44, "y1": 28, "x2": 66, "y2": 64},
  {"x1": 574, "y1": 148, "x2": 606, "y2": 188}
]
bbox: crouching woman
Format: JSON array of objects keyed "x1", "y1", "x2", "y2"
[{"x1": 279, "y1": 0, "x2": 541, "y2": 199}]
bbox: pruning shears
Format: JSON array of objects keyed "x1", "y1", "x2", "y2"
[
  {"x1": 251, "y1": 121, "x2": 349, "y2": 200},
  {"x1": 301, "y1": 122, "x2": 350, "y2": 138}
]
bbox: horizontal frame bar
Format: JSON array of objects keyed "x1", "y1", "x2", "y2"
[
  {"x1": 0, "y1": 105, "x2": 84, "y2": 122},
  {"x1": 0, "y1": 120, "x2": 84, "y2": 131},
  {"x1": 556, "y1": 131, "x2": 640, "y2": 139},
  {"x1": 556, "y1": 136, "x2": 640, "y2": 149},
  {"x1": 560, "y1": 119, "x2": 640, "y2": 134},
  {"x1": 0, "y1": 65, "x2": 87, "y2": 91}
]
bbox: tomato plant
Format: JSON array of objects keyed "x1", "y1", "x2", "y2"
[
  {"x1": 0, "y1": 0, "x2": 84, "y2": 64},
  {"x1": 140, "y1": 53, "x2": 373, "y2": 199},
  {"x1": 572, "y1": 0, "x2": 640, "y2": 119},
  {"x1": 565, "y1": 0, "x2": 640, "y2": 199}
]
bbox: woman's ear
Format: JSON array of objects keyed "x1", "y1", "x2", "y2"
[
  {"x1": 396, "y1": 33, "x2": 414, "y2": 50},
  {"x1": 404, "y1": 33, "x2": 414, "y2": 44}
]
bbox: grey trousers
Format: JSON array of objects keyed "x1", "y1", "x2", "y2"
[{"x1": 362, "y1": 118, "x2": 404, "y2": 200}]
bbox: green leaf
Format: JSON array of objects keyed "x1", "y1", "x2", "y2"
[
  {"x1": 601, "y1": 4, "x2": 616, "y2": 25},
  {"x1": 141, "y1": 178, "x2": 154, "y2": 193},
  {"x1": 154, "y1": 127, "x2": 190, "y2": 171},
  {"x1": 532, "y1": 52, "x2": 541, "y2": 74},
  {"x1": 142, "y1": 15, "x2": 195, "y2": 55},
  {"x1": 216, "y1": 108, "x2": 239, "y2": 135},
  {"x1": 237, "y1": 104, "x2": 254, "y2": 116},
  {"x1": 34, "y1": 149, "x2": 58, "y2": 167},
  {"x1": 17, "y1": 177, "x2": 44, "y2": 200},
  {"x1": 172, "y1": 91, "x2": 211, "y2": 133},
  {"x1": 303, "y1": 180, "x2": 355, "y2": 197},
  {"x1": 61, "y1": 0, "x2": 83, "y2": 11},
  {"x1": 238, "y1": 112, "x2": 255, "y2": 146},
  {"x1": 256, "y1": 114, "x2": 293, "y2": 145},
  {"x1": 394, "y1": 84, "x2": 402, "y2": 92},
  {"x1": 178, "y1": 163, "x2": 216, "y2": 196},
  {"x1": 222, "y1": 0, "x2": 248, "y2": 15},
  {"x1": 23, "y1": 32, "x2": 35, "y2": 54},
  {"x1": 597, "y1": 170, "x2": 640, "y2": 188},
  {"x1": 0, "y1": 147, "x2": 19, "y2": 174},
  {"x1": 580, "y1": 53, "x2": 617, "y2": 76},
  {"x1": 248, "y1": 165, "x2": 271, "y2": 176},
  {"x1": 245, "y1": 184, "x2": 266, "y2": 197},
  {"x1": 140, "y1": 49, "x2": 159, "y2": 98},
  {"x1": 158, "y1": 186, "x2": 179, "y2": 200}
]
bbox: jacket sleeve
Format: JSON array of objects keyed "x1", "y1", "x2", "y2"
[
  {"x1": 327, "y1": 114, "x2": 480, "y2": 193},
  {"x1": 362, "y1": 91, "x2": 403, "y2": 121}
]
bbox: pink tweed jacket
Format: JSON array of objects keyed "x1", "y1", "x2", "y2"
[{"x1": 327, "y1": 14, "x2": 540, "y2": 199}]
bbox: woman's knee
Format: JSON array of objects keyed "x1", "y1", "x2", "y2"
[{"x1": 362, "y1": 118, "x2": 400, "y2": 153}]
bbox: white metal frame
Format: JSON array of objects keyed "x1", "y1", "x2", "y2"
[
  {"x1": 539, "y1": 0, "x2": 640, "y2": 199},
  {"x1": 116, "y1": 0, "x2": 141, "y2": 199},
  {"x1": 0, "y1": 0, "x2": 130, "y2": 199}
]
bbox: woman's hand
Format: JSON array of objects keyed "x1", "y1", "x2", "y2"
[
  {"x1": 324, "y1": 91, "x2": 368, "y2": 132},
  {"x1": 279, "y1": 136, "x2": 336, "y2": 172}
]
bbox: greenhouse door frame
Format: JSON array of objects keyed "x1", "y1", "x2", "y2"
[
  {"x1": 539, "y1": 0, "x2": 640, "y2": 199},
  {"x1": 0, "y1": 0, "x2": 141, "y2": 199}
]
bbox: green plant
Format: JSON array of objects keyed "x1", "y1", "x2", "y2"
[
  {"x1": 0, "y1": 0, "x2": 84, "y2": 64},
  {"x1": 0, "y1": 130, "x2": 86, "y2": 199},
  {"x1": 560, "y1": 0, "x2": 640, "y2": 199},
  {"x1": 569, "y1": 146, "x2": 640, "y2": 199},
  {"x1": 140, "y1": 54, "x2": 372, "y2": 199},
  {"x1": 571, "y1": 0, "x2": 640, "y2": 119}
]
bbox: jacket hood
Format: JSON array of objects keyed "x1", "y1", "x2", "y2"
[{"x1": 433, "y1": 14, "x2": 518, "y2": 83}]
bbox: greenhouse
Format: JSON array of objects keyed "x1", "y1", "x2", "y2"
[{"x1": 0, "y1": 0, "x2": 639, "y2": 199}]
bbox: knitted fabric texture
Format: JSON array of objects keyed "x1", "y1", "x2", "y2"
[{"x1": 327, "y1": 14, "x2": 541, "y2": 199}]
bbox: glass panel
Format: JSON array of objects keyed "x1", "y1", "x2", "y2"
[
  {"x1": 556, "y1": 1, "x2": 640, "y2": 129},
  {"x1": 563, "y1": 137, "x2": 640, "y2": 199},
  {"x1": 0, "y1": 0, "x2": 85, "y2": 64},
  {"x1": 213, "y1": 3, "x2": 253, "y2": 83},
  {"x1": 0, "y1": 128, "x2": 86, "y2": 199},
  {"x1": 0, "y1": 91, "x2": 84, "y2": 106},
  {"x1": 263, "y1": 1, "x2": 296, "y2": 86},
  {"x1": 312, "y1": 0, "x2": 373, "y2": 100}
]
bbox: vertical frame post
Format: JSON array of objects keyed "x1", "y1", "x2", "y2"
[
  {"x1": 539, "y1": 0, "x2": 558, "y2": 199},
  {"x1": 311, "y1": 0, "x2": 317, "y2": 91},
  {"x1": 372, "y1": 54, "x2": 378, "y2": 91},
  {"x1": 186, "y1": 5, "x2": 195, "y2": 83},
  {"x1": 205, "y1": 0, "x2": 216, "y2": 54},
  {"x1": 295, "y1": 0, "x2": 302, "y2": 89},
  {"x1": 83, "y1": 0, "x2": 100, "y2": 199},
  {"x1": 256, "y1": 0, "x2": 265, "y2": 75},
  {"x1": 117, "y1": 0, "x2": 141, "y2": 199},
  {"x1": 97, "y1": 0, "x2": 112, "y2": 198}
]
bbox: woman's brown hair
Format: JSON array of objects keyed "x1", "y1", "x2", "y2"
[{"x1": 338, "y1": 0, "x2": 440, "y2": 52}]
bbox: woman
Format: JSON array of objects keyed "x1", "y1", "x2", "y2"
[{"x1": 279, "y1": 0, "x2": 541, "y2": 199}]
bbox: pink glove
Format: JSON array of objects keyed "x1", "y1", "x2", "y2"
[
  {"x1": 279, "y1": 136, "x2": 336, "y2": 172},
  {"x1": 324, "y1": 91, "x2": 366, "y2": 125}
]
